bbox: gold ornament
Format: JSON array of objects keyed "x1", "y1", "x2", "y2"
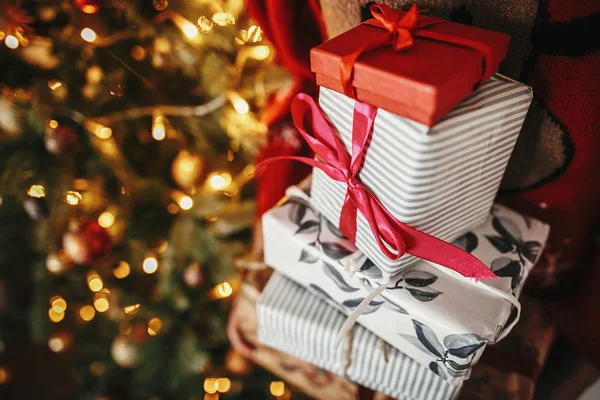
[
  {"x1": 46, "y1": 250, "x2": 74, "y2": 275},
  {"x1": 183, "y1": 262, "x2": 203, "y2": 287},
  {"x1": 109, "y1": 83, "x2": 125, "y2": 98},
  {"x1": 111, "y1": 335, "x2": 140, "y2": 368},
  {"x1": 171, "y1": 150, "x2": 205, "y2": 189},
  {"x1": 152, "y1": 0, "x2": 168, "y2": 11}
]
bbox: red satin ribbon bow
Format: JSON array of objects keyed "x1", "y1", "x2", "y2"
[
  {"x1": 259, "y1": 93, "x2": 496, "y2": 281},
  {"x1": 340, "y1": 3, "x2": 495, "y2": 99}
]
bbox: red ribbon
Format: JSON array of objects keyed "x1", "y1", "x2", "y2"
[
  {"x1": 340, "y1": 3, "x2": 496, "y2": 98},
  {"x1": 259, "y1": 93, "x2": 497, "y2": 281}
]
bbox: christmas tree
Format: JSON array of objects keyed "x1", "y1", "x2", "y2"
[{"x1": 0, "y1": 1, "x2": 290, "y2": 398}]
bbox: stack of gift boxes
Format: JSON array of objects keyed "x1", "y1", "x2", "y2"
[{"x1": 256, "y1": 4, "x2": 550, "y2": 399}]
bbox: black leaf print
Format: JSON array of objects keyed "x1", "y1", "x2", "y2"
[
  {"x1": 522, "y1": 241, "x2": 542, "y2": 263},
  {"x1": 283, "y1": 197, "x2": 310, "y2": 224},
  {"x1": 294, "y1": 220, "x2": 319, "y2": 234},
  {"x1": 299, "y1": 244, "x2": 319, "y2": 263},
  {"x1": 404, "y1": 270, "x2": 438, "y2": 287},
  {"x1": 359, "y1": 258, "x2": 383, "y2": 279},
  {"x1": 323, "y1": 262, "x2": 359, "y2": 293},
  {"x1": 321, "y1": 242, "x2": 353, "y2": 260},
  {"x1": 400, "y1": 334, "x2": 436, "y2": 356},
  {"x1": 429, "y1": 361, "x2": 447, "y2": 380},
  {"x1": 383, "y1": 301, "x2": 408, "y2": 315},
  {"x1": 492, "y1": 216, "x2": 522, "y2": 245},
  {"x1": 491, "y1": 257, "x2": 522, "y2": 290},
  {"x1": 342, "y1": 298, "x2": 384, "y2": 315},
  {"x1": 406, "y1": 288, "x2": 441, "y2": 302},
  {"x1": 283, "y1": 196, "x2": 311, "y2": 208},
  {"x1": 308, "y1": 284, "x2": 336, "y2": 303},
  {"x1": 446, "y1": 367, "x2": 470, "y2": 378},
  {"x1": 453, "y1": 232, "x2": 479, "y2": 253},
  {"x1": 326, "y1": 219, "x2": 346, "y2": 238},
  {"x1": 443, "y1": 333, "x2": 486, "y2": 357},
  {"x1": 485, "y1": 235, "x2": 513, "y2": 253},
  {"x1": 504, "y1": 306, "x2": 519, "y2": 330},
  {"x1": 446, "y1": 359, "x2": 472, "y2": 371},
  {"x1": 447, "y1": 343, "x2": 486, "y2": 358},
  {"x1": 412, "y1": 320, "x2": 444, "y2": 358}
]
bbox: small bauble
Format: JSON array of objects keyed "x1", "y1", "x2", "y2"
[
  {"x1": 46, "y1": 250, "x2": 74, "y2": 275},
  {"x1": 23, "y1": 197, "x2": 49, "y2": 220},
  {"x1": 183, "y1": 262, "x2": 203, "y2": 287},
  {"x1": 225, "y1": 348, "x2": 252, "y2": 376},
  {"x1": 73, "y1": 0, "x2": 100, "y2": 14},
  {"x1": 171, "y1": 150, "x2": 205, "y2": 189},
  {"x1": 153, "y1": 0, "x2": 168, "y2": 11},
  {"x1": 111, "y1": 336, "x2": 140, "y2": 368},
  {"x1": 63, "y1": 220, "x2": 112, "y2": 264},
  {"x1": 45, "y1": 125, "x2": 78, "y2": 155}
]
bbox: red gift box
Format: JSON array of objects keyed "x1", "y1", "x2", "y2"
[{"x1": 310, "y1": 5, "x2": 510, "y2": 126}]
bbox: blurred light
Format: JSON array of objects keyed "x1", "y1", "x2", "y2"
[
  {"x1": 270, "y1": 381, "x2": 285, "y2": 397},
  {"x1": 147, "y1": 318, "x2": 163, "y2": 336},
  {"x1": 197, "y1": 16, "x2": 214, "y2": 33},
  {"x1": 250, "y1": 45, "x2": 270, "y2": 60},
  {"x1": 79, "y1": 305, "x2": 96, "y2": 321},
  {"x1": 48, "y1": 80, "x2": 63, "y2": 90},
  {"x1": 204, "y1": 394, "x2": 219, "y2": 400},
  {"x1": 86, "y1": 65, "x2": 103, "y2": 84},
  {"x1": 123, "y1": 304, "x2": 141, "y2": 315},
  {"x1": 216, "y1": 378, "x2": 231, "y2": 393},
  {"x1": 93, "y1": 294, "x2": 109, "y2": 312},
  {"x1": 51, "y1": 296, "x2": 67, "y2": 313},
  {"x1": 119, "y1": 322, "x2": 133, "y2": 334},
  {"x1": 243, "y1": 164, "x2": 256, "y2": 177},
  {"x1": 28, "y1": 185, "x2": 46, "y2": 198},
  {"x1": 131, "y1": 45, "x2": 146, "y2": 61},
  {"x1": 208, "y1": 172, "x2": 232, "y2": 190},
  {"x1": 178, "y1": 196, "x2": 193, "y2": 210},
  {"x1": 49, "y1": 119, "x2": 59, "y2": 129},
  {"x1": 48, "y1": 333, "x2": 71, "y2": 353},
  {"x1": 247, "y1": 25, "x2": 263, "y2": 42},
  {"x1": 81, "y1": 28, "x2": 97, "y2": 43},
  {"x1": 167, "y1": 203, "x2": 179, "y2": 214},
  {"x1": 98, "y1": 211, "x2": 115, "y2": 228},
  {"x1": 216, "y1": 282, "x2": 233, "y2": 298},
  {"x1": 87, "y1": 271, "x2": 103, "y2": 292},
  {"x1": 48, "y1": 308, "x2": 65, "y2": 323},
  {"x1": 143, "y1": 257, "x2": 158, "y2": 274},
  {"x1": 95, "y1": 126, "x2": 112, "y2": 139},
  {"x1": 212, "y1": 12, "x2": 235, "y2": 26},
  {"x1": 5, "y1": 35, "x2": 19, "y2": 49},
  {"x1": 204, "y1": 378, "x2": 217, "y2": 394},
  {"x1": 0, "y1": 366, "x2": 9, "y2": 384},
  {"x1": 230, "y1": 93, "x2": 249, "y2": 114},
  {"x1": 90, "y1": 362, "x2": 105, "y2": 376},
  {"x1": 181, "y1": 22, "x2": 198, "y2": 39},
  {"x1": 156, "y1": 240, "x2": 168, "y2": 254},
  {"x1": 65, "y1": 191, "x2": 82, "y2": 205},
  {"x1": 113, "y1": 261, "x2": 130, "y2": 279},
  {"x1": 152, "y1": 115, "x2": 166, "y2": 140}
]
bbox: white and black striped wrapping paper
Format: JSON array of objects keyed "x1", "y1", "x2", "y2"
[
  {"x1": 311, "y1": 75, "x2": 533, "y2": 276},
  {"x1": 258, "y1": 273, "x2": 463, "y2": 400}
]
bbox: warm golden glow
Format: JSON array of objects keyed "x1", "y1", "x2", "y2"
[
  {"x1": 113, "y1": 261, "x2": 131, "y2": 279},
  {"x1": 48, "y1": 308, "x2": 65, "y2": 323},
  {"x1": 216, "y1": 378, "x2": 231, "y2": 393},
  {"x1": 28, "y1": 185, "x2": 46, "y2": 198},
  {"x1": 181, "y1": 21, "x2": 199, "y2": 39},
  {"x1": 90, "y1": 362, "x2": 105, "y2": 376},
  {"x1": 178, "y1": 196, "x2": 193, "y2": 210},
  {"x1": 230, "y1": 93, "x2": 249, "y2": 115},
  {"x1": 49, "y1": 119, "x2": 59, "y2": 129},
  {"x1": 204, "y1": 378, "x2": 217, "y2": 394},
  {"x1": 65, "y1": 190, "x2": 82, "y2": 205},
  {"x1": 247, "y1": 25, "x2": 263, "y2": 42},
  {"x1": 156, "y1": 240, "x2": 169, "y2": 254},
  {"x1": 79, "y1": 305, "x2": 96, "y2": 321},
  {"x1": 270, "y1": 381, "x2": 285, "y2": 397},
  {"x1": 216, "y1": 282, "x2": 233, "y2": 298},
  {"x1": 251, "y1": 45, "x2": 271, "y2": 60},
  {"x1": 147, "y1": 318, "x2": 163, "y2": 336},
  {"x1": 95, "y1": 126, "x2": 112, "y2": 139},
  {"x1": 86, "y1": 65, "x2": 103, "y2": 84},
  {"x1": 167, "y1": 203, "x2": 179, "y2": 214},
  {"x1": 143, "y1": 257, "x2": 158, "y2": 274},
  {"x1": 93, "y1": 295, "x2": 109, "y2": 313},
  {"x1": 197, "y1": 16, "x2": 214, "y2": 33},
  {"x1": 123, "y1": 304, "x2": 141, "y2": 315},
  {"x1": 212, "y1": 12, "x2": 235, "y2": 26},
  {"x1": 87, "y1": 271, "x2": 103, "y2": 292},
  {"x1": 0, "y1": 366, "x2": 9, "y2": 384},
  {"x1": 152, "y1": 115, "x2": 166, "y2": 140},
  {"x1": 81, "y1": 28, "x2": 97, "y2": 43},
  {"x1": 131, "y1": 45, "x2": 146, "y2": 61},
  {"x1": 48, "y1": 333, "x2": 70, "y2": 353},
  {"x1": 48, "y1": 80, "x2": 63, "y2": 90},
  {"x1": 5, "y1": 35, "x2": 19, "y2": 49},
  {"x1": 119, "y1": 322, "x2": 133, "y2": 334},
  {"x1": 98, "y1": 211, "x2": 115, "y2": 228},
  {"x1": 208, "y1": 172, "x2": 232, "y2": 190},
  {"x1": 51, "y1": 296, "x2": 67, "y2": 313}
]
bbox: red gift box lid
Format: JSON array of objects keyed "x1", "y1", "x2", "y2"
[{"x1": 310, "y1": 10, "x2": 510, "y2": 127}]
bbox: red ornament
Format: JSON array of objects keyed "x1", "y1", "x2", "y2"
[
  {"x1": 63, "y1": 220, "x2": 112, "y2": 264},
  {"x1": 73, "y1": 0, "x2": 100, "y2": 14}
]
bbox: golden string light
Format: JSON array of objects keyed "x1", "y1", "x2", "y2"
[
  {"x1": 98, "y1": 210, "x2": 115, "y2": 228},
  {"x1": 50, "y1": 296, "x2": 67, "y2": 313},
  {"x1": 215, "y1": 282, "x2": 233, "y2": 298},
  {"x1": 208, "y1": 172, "x2": 233, "y2": 191},
  {"x1": 87, "y1": 271, "x2": 103, "y2": 292},
  {"x1": 152, "y1": 113, "x2": 166, "y2": 141},
  {"x1": 229, "y1": 92, "x2": 249, "y2": 114},
  {"x1": 113, "y1": 261, "x2": 131, "y2": 279},
  {"x1": 48, "y1": 332, "x2": 72, "y2": 353},
  {"x1": 147, "y1": 318, "x2": 163, "y2": 336},
  {"x1": 81, "y1": 28, "x2": 97, "y2": 43},
  {"x1": 197, "y1": 16, "x2": 214, "y2": 33},
  {"x1": 250, "y1": 45, "x2": 271, "y2": 61},
  {"x1": 270, "y1": 381, "x2": 285, "y2": 397},
  {"x1": 93, "y1": 291, "x2": 110, "y2": 312},
  {"x1": 216, "y1": 378, "x2": 231, "y2": 393},
  {"x1": 123, "y1": 304, "x2": 141, "y2": 315},
  {"x1": 90, "y1": 362, "x2": 105, "y2": 376},
  {"x1": 0, "y1": 366, "x2": 9, "y2": 385},
  {"x1": 28, "y1": 184, "x2": 46, "y2": 198},
  {"x1": 65, "y1": 191, "x2": 82, "y2": 205},
  {"x1": 49, "y1": 119, "x2": 59, "y2": 129},
  {"x1": 170, "y1": 14, "x2": 199, "y2": 39},
  {"x1": 212, "y1": 12, "x2": 235, "y2": 26},
  {"x1": 5, "y1": 35, "x2": 19, "y2": 49},
  {"x1": 79, "y1": 305, "x2": 96, "y2": 321},
  {"x1": 48, "y1": 308, "x2": 65, "y2": 323},
  {"x1": 48, "y1": 80, "x2": 63, "y2": 90},
  {"x1": 85, "y1": 120, "x2": 113, "y2": 139},
  {"x1": 142, "y1": 256, "x2": 158, "y2": 274}
]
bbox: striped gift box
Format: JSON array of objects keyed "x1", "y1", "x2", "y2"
[
  {"x1": 258, "y1": 273, "x2": 463, "y2": 400},
  {"x1": 312, "y1": 75, "x2": 533, "y2": 276}
]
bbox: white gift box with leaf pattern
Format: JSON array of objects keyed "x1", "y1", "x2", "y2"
[{"x1": 262, "y1": 187, "x2": 549, "y2": 385}]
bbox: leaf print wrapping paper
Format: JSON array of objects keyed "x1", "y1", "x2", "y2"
[
  {"x1": 258, "y1": 272, "x2": 463, "y2": 400},
  {"x1": 312, "y1": 77, "x2": 533, "y2": 276},
  {"x1": 262, "y1": 187, "x2": 549, "y2": 385}
]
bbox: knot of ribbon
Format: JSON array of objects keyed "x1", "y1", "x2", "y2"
[
  {"x1": 258, "y1": 93, "x2": 497, "y2": 282},
  {"x1": 340, "y1": 3, "x2": 496, "y2": 99}
]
